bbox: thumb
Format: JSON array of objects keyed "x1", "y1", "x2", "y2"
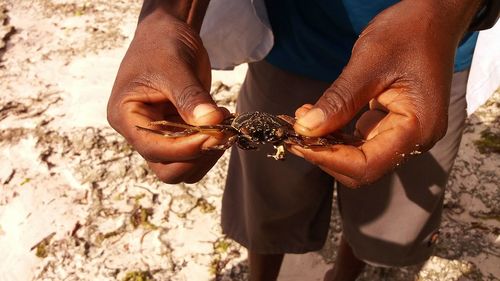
[
  {"x1": 166, "y1": 64, "x2": 224, "y2": 126},
  {"x1": 294, "y1": 63, "x2": 385, "y2": 137}
]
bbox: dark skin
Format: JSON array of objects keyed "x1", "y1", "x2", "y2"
[
  {"x1": 289, "y1": 0, "x2": 483, "y2": 188},
  {"x1": 107, "y1": 0, "x2": 228, "y2": 184},
  {"x1": 107, "y1": 0, "x2": 483, "y2": 280}
]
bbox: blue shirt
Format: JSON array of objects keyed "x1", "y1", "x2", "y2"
[{"x1": 265, "y1": 0, "x2": 478, "y2": 82}]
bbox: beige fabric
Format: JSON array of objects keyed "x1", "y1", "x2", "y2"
[
  {"x1": 221, "y1": 60, "x2": 469, "y2": 266},
  {"x1": 339, "y1": 69, "x2": 469, "y2": 266},
  {"x1": 222, "y1": 60, "x2": 333, "y2": 254}
]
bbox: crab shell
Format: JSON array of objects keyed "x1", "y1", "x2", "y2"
[{"x1": 227, "y1": 111, "x2": 292, "y2": 147}]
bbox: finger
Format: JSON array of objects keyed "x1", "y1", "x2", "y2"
[
  {"x1": 295, "y1": 104, "x2": 314, "y2": 118},
  {"x1": 369, "y1": 99, "x2": 389, "y2": 113},
  {"x1": 119, "y1": 62, "x2": 224, "y2": 127},
  {"x1": 130, "y1": 122, "x2": 226, "y2": 163},
  {"x1": 286, "y1": 144, "x2": 360, "y2": 187},
  {"x1": 217, "y1": 106, "x2": 232, "y2": 119},
  {"x1": 294, "y1": 54, "x2": 394, "y2": 137},
  {"x1": 355, "y1": 109, "x2": 386, "y2": 140},
  {"x1": 165, "y1": 64, "x2": 225, "y2": 126},
  {"x1": 148, "y1": 161, "x2": 192, "y2": 184},
  {"x1": 289, "y1": 144, "x2": 368, "y2": 181},
  {"x1": 147, "y1": 151, "x2": 223, "y2": 184},
  {"x1": 117, "y1": 101, "x2": 229, "y2": 162},
  {"x1": 290, "y1": 112, "x2": 420, "y2": 185},
  {"x1": 317, "y1": 165, "x2": 364, "y2": 189}
]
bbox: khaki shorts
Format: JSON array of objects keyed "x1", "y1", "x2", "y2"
[{"x1": 221, "y1": 60, "x2": 468, "y2": 266}]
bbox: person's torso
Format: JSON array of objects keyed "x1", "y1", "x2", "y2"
[{"x1": 264, "y1": 0, "x2": 478, "y2": 82}]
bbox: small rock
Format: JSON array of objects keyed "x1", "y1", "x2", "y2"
[{"x1": 0, "y1": 164, "x2": 14, "y2": 184}]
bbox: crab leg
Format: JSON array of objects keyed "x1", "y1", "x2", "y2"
[
  {"x1": 135, "y1": 122, "x2": 200, "y2": 137},
  {"x1": 137, "y1": 120, "x2": 238, "y2": 140},
  {"x1": 285, "y1": 134, "x2": 364, "y2": 149},
  {"x1": 202, "y1": 135, "x2": 239, "y2": 151},
  {"x1": 149, "y1": 120, "x2": 201, "y2": 130},
  {"x1": 136, "y1": 125, "x2": 199, "y2": 137}
]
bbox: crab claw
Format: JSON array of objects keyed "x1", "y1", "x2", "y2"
[{"x1": 267, "y1": 144, "x2": 286, "y2": 161}]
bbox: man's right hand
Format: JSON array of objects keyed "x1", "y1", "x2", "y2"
[{"x1": 107, "y1": 4, "x2": 228, "y2": 184}]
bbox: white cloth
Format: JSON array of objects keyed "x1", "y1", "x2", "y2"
[
  {"x1": 200, "y1": 0, "x2": 271, "y2": 70},
  {"x1": 201, "y1": 0, "x2": 499, "y2": 114},
  {"x1": 466, "y1": 23, "x2": 500, "y2": 115}
]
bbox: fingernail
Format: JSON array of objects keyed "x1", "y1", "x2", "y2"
[
  {"x1": 193, "y1": 104, "x2": 217, "y2": 121},
  {"x1": 296, "y1": 108, "x2": 325, "y2": 131}
]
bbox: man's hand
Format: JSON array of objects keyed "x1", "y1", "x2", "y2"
[
  {"x1": 107, "y1": 1, "x2": 228, "y2": 184},
  {"x1": 289, "y1": 0, "x2": 483, "y2": 187}
]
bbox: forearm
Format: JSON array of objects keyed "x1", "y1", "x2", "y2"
[{"x1": 139, "y1": 0, "x2": 210, "y2": 32}]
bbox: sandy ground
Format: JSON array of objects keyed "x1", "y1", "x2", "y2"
[{"x1": 0, "y1": 1, "x2": 498, "y2": 281}]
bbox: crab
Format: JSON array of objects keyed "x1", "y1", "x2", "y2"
[{"x1": 136, "y1": 111, "x2": 363, "y2": 160}]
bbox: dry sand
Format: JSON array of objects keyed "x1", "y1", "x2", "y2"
[{"x1": 0, "y1": 1, "x2": 498, "y2": 281}]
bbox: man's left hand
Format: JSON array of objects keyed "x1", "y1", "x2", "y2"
[{"x1": 288, "y1": 0, "x2": 483, "y2": 188}]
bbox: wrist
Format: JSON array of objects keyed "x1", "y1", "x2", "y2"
[
  {"x1": 138, "y1": 0, "x2": 210, "y2": 33},
  {"x1": 401, "y1": 0, "x2": 484, "y2": 45},
  {"x1": 421, "y1": 0, "x2": 483, "y2": 29}
]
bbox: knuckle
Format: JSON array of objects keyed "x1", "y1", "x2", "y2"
[
  {"x1": 359, "y1": 173, "x2": 378, "y2": 186},
  {"x1": 158, "y1": 174, "x2": 183, "y2": 185},
  {"x1": 127, "y1": 73, "x2": 166, "y2": 96},
  {"x1": 106, "y1": 108, "x2": 119, "y2": 131},
  {"x1": 354, "y1": 163, "x2": 378, "y2": 186},
  {"x1": 412, "y1": 111, "x2": 448, "y2": 151},
  {"x1": 137, "y1": 145, "x2": 162, "y2": 163},
  {"x1": 322, "y1": 77, "x2": 357, "y2": 115},
  {"x1": 153, "y1": 167, "x2": 184, "y2": 184},
  {"x1": 135, "y1": 21, "x2": 201, "y2": 59},
  {"x1": 174, "y1": 84, "x2": 207, "y2": 114},
  {"x1": 106, "y1": 95, "x2": 129, "y2": 133},
  {"x1": 166, "y1": 21, "x2": 204, "y2": 51}
]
